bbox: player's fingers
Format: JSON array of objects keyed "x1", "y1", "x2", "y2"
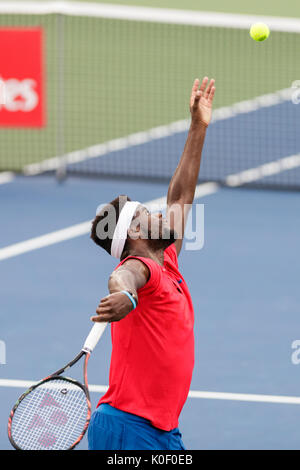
[
  {"x1": 199, "y1": 76, "x2": 209, "y2": 93},
  {"x1": 193, "y1": 90, "x2": 202, "y2": 107},
  {"x1": 191, "y1": 78, "x2": 200, "y2": 94},
  {"x1": 208, "y1": 85, "x2": 216, "y2": 103},
  {"x1": 96, "y1": 305, "x2": 112, "y2": 314},
  {"x1": 204, "y1": 79, "x2": 215, "y2": 99},
  {"x1": 90, "y1": 314, "x2": 113, "y2": 322},
  {"x1": 90, "y1": 311, "x2": 115, "y2": 322},
  {"x1": 190, "y1": 78, "x2": 199, "y2": 107},
  {"x1": 99, "y1": 295, "x2": 110, "y2": 303},
  {"x1": 98, "y1": 297, "x2": 112, "y2": 307}
]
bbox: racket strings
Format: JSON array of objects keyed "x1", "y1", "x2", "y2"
[{"x1": 11, "y1": 379, "x2": 89, "y2": 450}]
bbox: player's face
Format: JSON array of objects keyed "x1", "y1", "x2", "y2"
[{"x1": 131, "y1": 205, "x2": 176, "y2": 245}]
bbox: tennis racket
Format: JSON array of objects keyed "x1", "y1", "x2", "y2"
[{"x1": 8, "y1": 322, "x2": 107, "y2": 450}]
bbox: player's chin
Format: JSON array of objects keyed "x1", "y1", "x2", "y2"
[
  {"x1": 160, "y1": 227, "x2": 177, "y2": 246},
  {"x1": 147, "y1": 227, "x2": 177, "y2": 248}
]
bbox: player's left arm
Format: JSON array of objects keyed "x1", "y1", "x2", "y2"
[{"x1": 166, "y1": 77, "x2": 215, "y2": 256}]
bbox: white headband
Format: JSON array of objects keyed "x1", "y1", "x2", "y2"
[{"x1": 110, "y1": 201, "x2": 140, "y2": 258}]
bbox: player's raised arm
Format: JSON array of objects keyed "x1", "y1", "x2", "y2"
[
  {"x1": 91, "y1": 258, "x2": 149, "y2": 323},
  {"x1": 166, "y1": 77, "x2": 215, "y2": 255}
]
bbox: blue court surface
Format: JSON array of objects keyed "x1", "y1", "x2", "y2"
[{"x1": 1, "y1": 174, "x2": 300, "y2": 450}]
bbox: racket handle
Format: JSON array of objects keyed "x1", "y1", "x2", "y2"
[{"x1": 82, "y1": 322, "x2": 108, "y2": 353}]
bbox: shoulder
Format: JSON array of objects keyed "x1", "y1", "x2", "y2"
[
  {"x1": 119, "y1": 257, "x2": 150, "y2": 282},
  {"x1": 117, "y1": 255, "x2": 162, "y2": 294}
]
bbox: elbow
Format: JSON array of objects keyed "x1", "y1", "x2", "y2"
[{"x1": 108, "y1": 272, "x2": 118, "y2": 292}]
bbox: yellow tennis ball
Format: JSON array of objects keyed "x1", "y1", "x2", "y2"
[{"x1": 250, "y1": 23, "x2": 270, "y2": 42}]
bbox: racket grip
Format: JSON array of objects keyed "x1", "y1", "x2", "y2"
[{"x1": 82, "y1": 322, "x2": 108, "y2": 353}]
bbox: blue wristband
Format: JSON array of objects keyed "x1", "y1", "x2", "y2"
[{"x1": 121, "y1": 290, "x2": 137, "y2": 310}]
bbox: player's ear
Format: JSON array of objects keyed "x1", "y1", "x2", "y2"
[{"x1": 128, "y1": 220, "x2": 141, "y2": 240}]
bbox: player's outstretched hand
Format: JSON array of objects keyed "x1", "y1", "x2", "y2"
[
  {"x1": 190, "y1": 77, "x2": 215, "y2": 127},
  {"x1": 91, "y1": 292, "x2": 134, "y2": 323}
]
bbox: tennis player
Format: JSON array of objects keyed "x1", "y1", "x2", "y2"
[{"x1": 88, "y1": 77, "x2": 215, "y2": 450}]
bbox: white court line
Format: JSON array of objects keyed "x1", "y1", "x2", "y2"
[
  {"x1": 24, "y1": 88, "x2": 291, "y2": 176},
  {"x1": 187, "y1": 390, "x2": 300, "y2": 405},
  {"x1": 226, "y1": 154, "x2": 300, "y2": 186},
  {"x1": 0, "y1": 172, "x2": 15, "y2": 185},
  {"x1": 0, "y1": 182, "x2": 218, "y2": 262},
  {"x1": 0, "y1": 3, "x2": 299, "y2": 32},
  {"x1": 0, "y1": 221, "x2": 91, "y2": 261},
  {"x1": 1, "y1": 379, "x2": 300, "y2": 405}
]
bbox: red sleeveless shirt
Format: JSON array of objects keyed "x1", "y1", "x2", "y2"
[{"x1": 97, "y1": 244, "x2": 195, "y2": 431}]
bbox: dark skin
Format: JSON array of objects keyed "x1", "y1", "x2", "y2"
[{"x1": 91, "y1": 77, "x2": 215, "y2": 324}]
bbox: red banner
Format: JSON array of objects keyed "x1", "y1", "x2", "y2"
[{"x1": 0, "y1": 28, "x2": 45, "y2": 127}]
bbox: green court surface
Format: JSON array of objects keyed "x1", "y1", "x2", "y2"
[{"x1": 0, "y1": 11, "x2": 299, "y2": 171}]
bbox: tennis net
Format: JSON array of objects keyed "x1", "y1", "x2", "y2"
[{"x1": 0, "y1": 2, "x2": 300, "y2": 189}]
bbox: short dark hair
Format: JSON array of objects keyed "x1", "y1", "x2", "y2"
[{"x1": 90, "y1": 195, "x2": 132, "y2": 259}]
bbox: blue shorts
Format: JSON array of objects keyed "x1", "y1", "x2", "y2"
[{"x1": 88, "y1": 404, "x2": 186, "y2": 450}]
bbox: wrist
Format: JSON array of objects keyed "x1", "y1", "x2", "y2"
[
  {"x1": 121, "y1": 290, "x2": 138, "y2": 309},
  {"x1": 190, "y1": 118, "x2": 209, "y2": 130}
]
